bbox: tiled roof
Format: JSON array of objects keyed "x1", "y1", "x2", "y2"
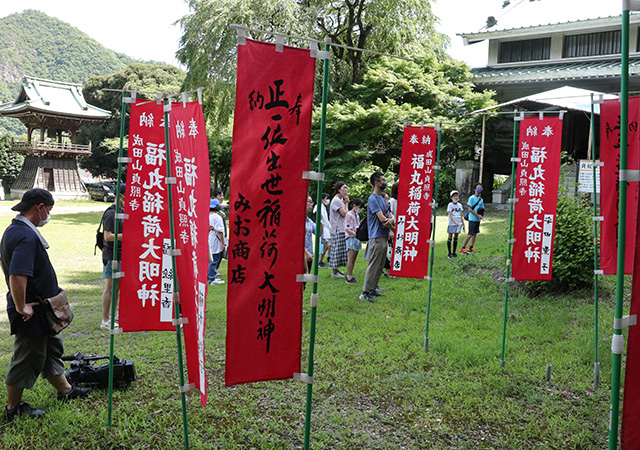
[
  {"x1": 472, "y1": 57, "x2": 640, "y2": 85},
  {"x1": 0, "y1": 76, "x2": 111, "y2": 120}
]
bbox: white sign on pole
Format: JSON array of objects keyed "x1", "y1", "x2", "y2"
[{"x1": 578, "y1": 159, "x2": 600, "y2": 193}]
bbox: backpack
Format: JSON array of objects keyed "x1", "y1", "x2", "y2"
[
  {"x1": 464, "y1": 196, "x2": 479, "y2": 221},
  {"x1": 95, "y1": 205, "x2": 115, "y2": 255},
  {"x1": 355, "y1": 216, "x2": 369, "y2": 242}
]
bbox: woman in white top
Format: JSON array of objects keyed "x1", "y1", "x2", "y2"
[{"x1": 328, "y1": 181, "x2": 349, "y2": 277}]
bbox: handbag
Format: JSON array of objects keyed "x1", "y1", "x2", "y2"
[
  {"x1": 355, "y1": 216, "x2": 369, "y2": 242},
  {"x1": 40, "y1": 290, "x2": 73, "y2": 334}
]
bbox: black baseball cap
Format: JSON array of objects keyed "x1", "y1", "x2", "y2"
[{"x1": 11, "y1": 188, "x2": 55, "y2": 212}]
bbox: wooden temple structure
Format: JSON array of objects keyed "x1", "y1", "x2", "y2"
[{"x1": 0, "y1": 76, "x2": 111, "y2": 199}]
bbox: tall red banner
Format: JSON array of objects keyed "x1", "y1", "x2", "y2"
[
  {"x1": 390, "y1": 126, "x2": 437, "y2": 278},
  {"x1": 225, "y1": 39, "x2": 315, "y2": 386},
  {"x1": 622, "y1": 202, "x2": 640, "y2": 448},
  {"x1": 168, "y1": 101, "x2": 209, "y2": 406},
  {"x1": 512, "y1": 116, "x2": 563, "y2": 281},
  {"x1": 600, "y1": 98, "x2": 640, "y2": 275},
  {"x1": 121, "y1": 101, "x2": 175, "y2": 331}
]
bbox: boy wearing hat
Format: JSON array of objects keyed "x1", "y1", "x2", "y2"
[
  {"x1": 446, "y1": 190, "x2": 464, "y2": 258},
  {"x1": 208, "y1": 199, "x2": 226, "y2": 285},
  {"x1": 1, "y1": 189, "x2": 91, "y2": 420}
]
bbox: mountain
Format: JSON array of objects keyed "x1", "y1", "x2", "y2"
[{"x1": 0, "y1": 9, "x2": 159, "y2": 135}]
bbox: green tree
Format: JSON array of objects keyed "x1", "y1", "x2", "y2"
[
  {"x1": 0, "y1": 135, "x2": 24, "y2": 194},
  {"x1": 317, "y1": 56, "x2": 495, "y2": 198},
  {"x1": 78, "y1": 64, "x2": 186, "y2": 177},
  {"x1": 177, "y1": 0, "x2": 494, "y2": 193}
]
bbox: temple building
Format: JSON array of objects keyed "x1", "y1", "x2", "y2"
[{"x1": 0, "y1": 75, "x2": 111, "y2": 199}]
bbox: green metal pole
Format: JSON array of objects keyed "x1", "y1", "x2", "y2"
[
  {"x1": 500, "y1": 110, "x2": 519, "y2": 367},
  {"x1": 424, "y1": 124, "x2": 443, "y2": 352},
  {"x1": 303, "y1": 38, "x2": 330, "y2": 450},
  {"x1": 163, "y1": 98, "x2": 190, "y2": 450},
  {"x1": 609, "y1": 6, "x2": 630, "y2": 449},
  {"x1": 590, "y1": 95, "x2": 601, "y2": 390},
  {"x1": 107, "y1": 91, "x2": 128, "y2": 427}
]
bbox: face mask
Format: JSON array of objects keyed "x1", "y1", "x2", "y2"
[
  {"x1": 452, "y1": 199, "x2": 458, "y2": 204},
  {"x1": 323, "y1": 199, "x2": 330, "y2": 206},
  {"x1": 380, "y1": 182, "x2": 388, "y2": 191},
  {"x1": 38, "y1": 208, "x2": 51, "y2": 227},
  {"x1": 476, "y1": 188, "x2": 483, "y2": 194}
]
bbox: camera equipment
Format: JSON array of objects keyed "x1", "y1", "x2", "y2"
[{"x1": 62, "y1": 352, "x2": 136, "y2": 389}]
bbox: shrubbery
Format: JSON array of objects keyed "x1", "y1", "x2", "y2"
[{"x1": 524, "y1": 177, "x2": 594, "y2": 295}]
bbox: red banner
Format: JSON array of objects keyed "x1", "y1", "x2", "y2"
[
  {"x1": 225, "y1": 39, "x2": 315, "y2": 386},
  {"x1": 622, "y1": 191, "x2": 640, "y2": 448},
  {"x1": 390, "y1": 126, "x2": 437, "y2": 278},
  {"x1": 600, "y1": 98, "x2": 640, "y2": 275},
  {"x1": 168, "y1": 100, "x2": 209, "y2": 406},
  {"x1": 120, "y1": 100, "x2": 175, "y2": 331},
  {"x1": 512, "y1": 116, "x2": 563, "y2": 281}
]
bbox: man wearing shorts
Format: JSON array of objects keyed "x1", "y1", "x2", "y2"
[
  {"x1": 101, "y1": 183, "x2": 125, "y2": 329},
  {"x1": 1, "y1": 189, "x2": 90, "y2": 420}
]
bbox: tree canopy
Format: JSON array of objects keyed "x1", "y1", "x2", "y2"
[
  {"x1": 79, "y1": 64, "x2": 186, "y2": 178},
  {"x1": 177, "y1": 0, "x2": 495, "y2": 195},
  {"x1": 0, "y1": 134, "x2": 24, "y2": 194}
]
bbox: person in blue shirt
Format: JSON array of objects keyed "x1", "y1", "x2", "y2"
[
  {"x1": 460, "y1": 183, "x2": 485, "y2": 254},
  {"x1": 360, "y1": 172, "x2": 395, "y2": 303}
]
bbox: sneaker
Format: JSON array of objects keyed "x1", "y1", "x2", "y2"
[
  {"x1": 374, "y1": 286, "x2": 383, "y2": 294},
  {"x1": 57, "y1": 385, "x2": 92, "y2": 402},
  {"x1": 447, "y1": 254, "x2": 453, "y2": 259},
  {"x1": 331, "y1": 272, "x2": 345, "y2": 278},
  {"x1": 345, "y1": 276, "x2": 358, "y2": 284},
  {"x1": 100, "y1": 319, "x2": 118, "y2": 329},
  {"x1": 212, "y1": 278, "x2": 225, "y2": 285},
  {"x1": 4, "y1": 402, "x2": 46, "y2": 420},
  {"x1": 468, "y1": 248, "x2": 475, "y2": 253},
  {"x1": 460, "y1": 248, "x2": 468, "y2": 255},
  {"x1": 370, "y1": 290, "x2": 386, "y2": 297},
  {"x1": 317, "y1": 262, "x2": 326, "y2": 268},
  {"x1": 359, "y1": 292, "x2": 376, "y2": 303},
  {"x1": 452, "y1": 253, "x2": 458, "y2": 258}
]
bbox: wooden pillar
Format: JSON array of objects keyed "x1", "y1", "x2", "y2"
[
  {"x1": 70, "y1": 129, "x2": 77, "y2": 144},
  {"x1": 27, "y1": 127, "x2": 33, "y2": 143},
  {"x1": 39, "y1": 126, "x2": 45, "y2": 142}
]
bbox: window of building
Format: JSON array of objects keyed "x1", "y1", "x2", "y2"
[
  {"x1": 498, "y1": 38, "x2": 551, "y2": 63},
  {"x1": 563, "y1": 30, "x2": 621, "y2": 58}
]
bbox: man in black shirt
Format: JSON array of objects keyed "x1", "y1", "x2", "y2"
[
  {"x1": 100, "y1": 183, "x2": 125, "y2": 329},
  {"x1": 1, "y1": 189, "x2": 90, "y2": 420}
]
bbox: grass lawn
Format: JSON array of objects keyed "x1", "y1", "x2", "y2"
[{"x1": 0, "y1": 201, "x2": 624, "y2": 449}]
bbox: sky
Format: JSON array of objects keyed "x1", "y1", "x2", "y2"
[{"x1": 0, "y1": 0, "x2": 629, "y2": 70}]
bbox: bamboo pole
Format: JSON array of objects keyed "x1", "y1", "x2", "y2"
[
  {"x1": 590, "y1": 95, "x2": 601, "y2": 390},
  {"x1": 608, "y1": 5, "x2": 630, "y2": 449},
  {"x1": 303, "y1": 38, "x2": 331, "y2": 450},
  {"x1": 500, "y1": 109, "x2": 519, "y2": 367},
  {"x1": 107, "y1": 91, "x2": 128, "y2": 427},
  {"x1": 162, "y1": 98, "x2": 190, "y2": 450},
  {"x1": 423, "y1": 124, "x2": 443, "y2": 352}
]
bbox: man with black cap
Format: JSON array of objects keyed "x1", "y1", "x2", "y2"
[
  {"x1": 1, "y1": 188, "x2": 91, "y2": 420},
  {"x1": 100, "y1": 183, "x2": 125, "y2": 329}
]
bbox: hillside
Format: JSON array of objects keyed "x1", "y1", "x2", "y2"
[{"x1": 0, "y1": 9, "x2": 157, "y2": 135}]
